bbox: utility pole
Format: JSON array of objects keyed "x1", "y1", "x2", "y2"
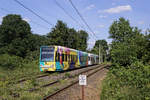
[{"x1": 99, "y1": 44, "x2": 101, "y2": 64}]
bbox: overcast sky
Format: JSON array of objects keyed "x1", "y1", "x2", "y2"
[{"x1": 0, "y1": 0, "x2": 149, "y2": 49}]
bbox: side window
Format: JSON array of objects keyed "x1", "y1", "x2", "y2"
[
  {"x1": 71, "y1": 55, "x2": 73, "y2": 61},
  {"x1": 81, "y1": 56, "x2": 83, "y2": 62},
  {"x1": 72, "y1": 55, "x2": 73, "y2": 61},
  {"x1": 62, "y1": 54, "x2": 64, "y2": 62},
  {"x1": 65, "y1": 54, "x2": 67, "y2": 61},
  {"x1": 75, "y1": 56, "x2": 76, "y2": 62},
  {"x1": 76, "y1": 55, "x2": 77, "y2": 62},
  {"x1": 55, "y1": 52, "x2": 58, "y2": 61},
  {"x1": 67, "y1": 54, "x2": 69, "y2": 62},
  {"x1": 74, "y1": 55, "x2": 75, "y2": 62},
  {"x1": 83, "y1": 56, "x2": 85, "y2": 62},
  {"x1": 68, "y1": 54, "x2": 70, "y2": 62},
  {"x1": 56, "y1": 52, "x2": 60, "y2": 62},
  {"x1": 73, "y1": 55, "x2": 75, "y2": 62},
  {"x1": 58, "y1": 53, "x2": 60, "y2": 62},
  {"x1": 70, "y1": 55, "x2": 71, "y2": 62}
]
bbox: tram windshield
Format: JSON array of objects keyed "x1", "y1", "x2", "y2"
[{"x1": 41, "y1": 46, "x2": 54, "y2": 62}]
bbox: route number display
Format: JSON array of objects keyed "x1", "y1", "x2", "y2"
[{"x1": 79, "y1": 75, "x2": 87, "y2": 85}]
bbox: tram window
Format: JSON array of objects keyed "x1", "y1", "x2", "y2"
[
  {"x1": 73, "y1": 55, "x2": 74, "y2": 62},
  {"x1": 68, "y1": 54, "x2": 70, "y2": 62},
  {"x1": 62, "y1": 54, "x2": 64, "y2": 61},
  {"x1": 74, "y1": 55, "x2": 75, "y2": 62},
  {"x1": 58, "y1": 53, "x2": 60, "y2": 61},
  {"x1": 80, "y1": 56, "x2": 82, "y2": 61},
  {"x1": 72, "y1": 55, "x2": 73, "y2": 61},
  {"x1": 66, "y1": 54, "x2": 67, "y2": 61},
  {"x1": 65, "y1": 54, "x2": 66, "y2": 61},
  {"x1": 80, "y1": 56, "x2": 83, "y2": 61},
  {"x1": 56, "y1": 52, "x2": 59, "y2": 62},
  {"x1": 55, "y1": 52, "x2": 57, "y2": 61},
  {"x1": 74, "y1": 55, "x2": 76, "y2": 62},
  {"x1": 64, "y1": 54, "x2": 66, "y2": 61},
  {"x1": 75, "y1": 56, "x2": 76, "y2": 62},
  {"x1": 70, "y1": 55, "x2": 71, "y2": 61},
  {"x1": 64, "y1": 54, "x2": 65, "y2": 61},
  {"x1": 72, "y1": 55, "x2": 74, "y2": 62},
  {"x1": 72, "y1": 55, "x2": 73, "y2": 62},
  {"x1": 68, "y1": 55, "x2": 70, "y2": 62}
]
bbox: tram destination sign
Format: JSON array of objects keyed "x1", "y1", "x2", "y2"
[{"x1": 79, "y1": 75, "x2": 87, "y2": 85}]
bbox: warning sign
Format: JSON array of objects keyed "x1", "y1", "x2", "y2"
[{"x1": 79, "y1": 75, "x2": 87, "y2": 85}]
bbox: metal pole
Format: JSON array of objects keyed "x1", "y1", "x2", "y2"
[
  {"x1": 82, "y1": 85, "x2": 84, "y2": 100},
  {"x1": 99, "y1": 44, "x2": 100, "y2": 64}
]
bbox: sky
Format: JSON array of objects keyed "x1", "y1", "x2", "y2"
[{"x1": 0, "y1": 0, "x2": 150, "y2": 49}]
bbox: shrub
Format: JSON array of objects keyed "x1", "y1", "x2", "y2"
[
  {"x1": 101, "y1": 61, "x2": 150, "y2": 100},
  {"x1": 110, "y1": 43, "x2": 138, "y2": 66},
  {"x1": 0, "y1": 54, "x2": 23, "y2": 69}
]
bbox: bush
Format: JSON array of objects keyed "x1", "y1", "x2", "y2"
[
  {"x1": 25, "y1": 50, "x2": 40, "y2": 62},
  {"x1": 110, "y1": 43, "x2": 138, "y2": 66},
  {"x1": 0, "y1": 54, "x2": 23, "y2": 69},
  {"x1": 101, "y1": 61, "x2": 150, "y2": 100}
]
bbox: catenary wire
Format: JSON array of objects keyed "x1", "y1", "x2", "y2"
[
  {"x1": 54, "y1": 0, "x2": 96, "y2": 40},
  {"x1": 54, "y1": 0, "x2": 86, "y2": 30},
  {"x1": 68, "y1": 0, "x2": 98, "y2": 40},
  {"x1": 0, "y1": 7, "x2": 50, "y2": 30},
  {"x1": 13, "y1": 0, "x2": 54, "y2": 26}
]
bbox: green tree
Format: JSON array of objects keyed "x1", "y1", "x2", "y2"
[
  {"x1": 0, "y1": 14, "x2": 31, "y2": 46},
  {"x1": 92, "y1": 39, "x2": 108, "y2": 62},
  {"x1": 77, "y1": 30, "x2": 89, "y2": 51},
  {"x1": 109, "y1": 17, "x2": 150, "y2": 66},
  {"x1": 67, "y1": 28, "x2": 78, "y2": 49},
  {"x1": 47, "y1": 20, "x2": 69, "y2": 47},
  {"x1": 143, "y1": 29, "x2": 150, "y2": 64},
  {"x1": 0, "y1": 14, "x2": 31, "y2": 57},
  {"x1": 109, "y1": 17, "x2": 133, "y2": 42},
  {"x1": 47, "y1": 20, "x2": 89, "y2": 51}
]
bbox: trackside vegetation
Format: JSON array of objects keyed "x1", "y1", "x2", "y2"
[{"x1": 100, "y1": 18, "x2": 150, "y2": 100}]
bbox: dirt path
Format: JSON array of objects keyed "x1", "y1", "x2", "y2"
[
  {"x1": 48, "y1": 68, "x2": 108, "y2": 100},
  {"x1": 69, "y1": 68, "x2": 108, "y2": 100}
]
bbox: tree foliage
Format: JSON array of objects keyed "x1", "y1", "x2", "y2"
[
  {"x1": 101, "y1": 17, "x2": 150, "y2": 100},
  {"x1": 109, "y1": 17, "x2": 150, "y2": 66},
  {"x1": 0, "y1": 14, "x2": 31, "y2": 46},
  {"x1": 109, "y1": 17, "x2": 133, "y2": 43},
  {"x1": 47, "y1": 20, "x2": 69, "y2": 46},
  {"x1": 0, "y1": 14, "x2": 32, "y2": 57},
  {"x1": 47, "y1": 20, "x2": 88, "y2": 51},
  {"x1": 91, "y1": 39, "x2": 108, "y2": 62}
]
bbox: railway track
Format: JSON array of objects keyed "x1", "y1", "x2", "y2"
[
  {"x1": 42, "y1": 64, "x2": 109, "y2": 100},
  {"x1": 16, "y1": 73, "x2": 50, "y2": 83},
  {"x1": 28, "y1": 64, "x2": 102, "y2": 92},
  {"x1": 16, "y1": 65, "x2": 101, "y2": 84}
]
